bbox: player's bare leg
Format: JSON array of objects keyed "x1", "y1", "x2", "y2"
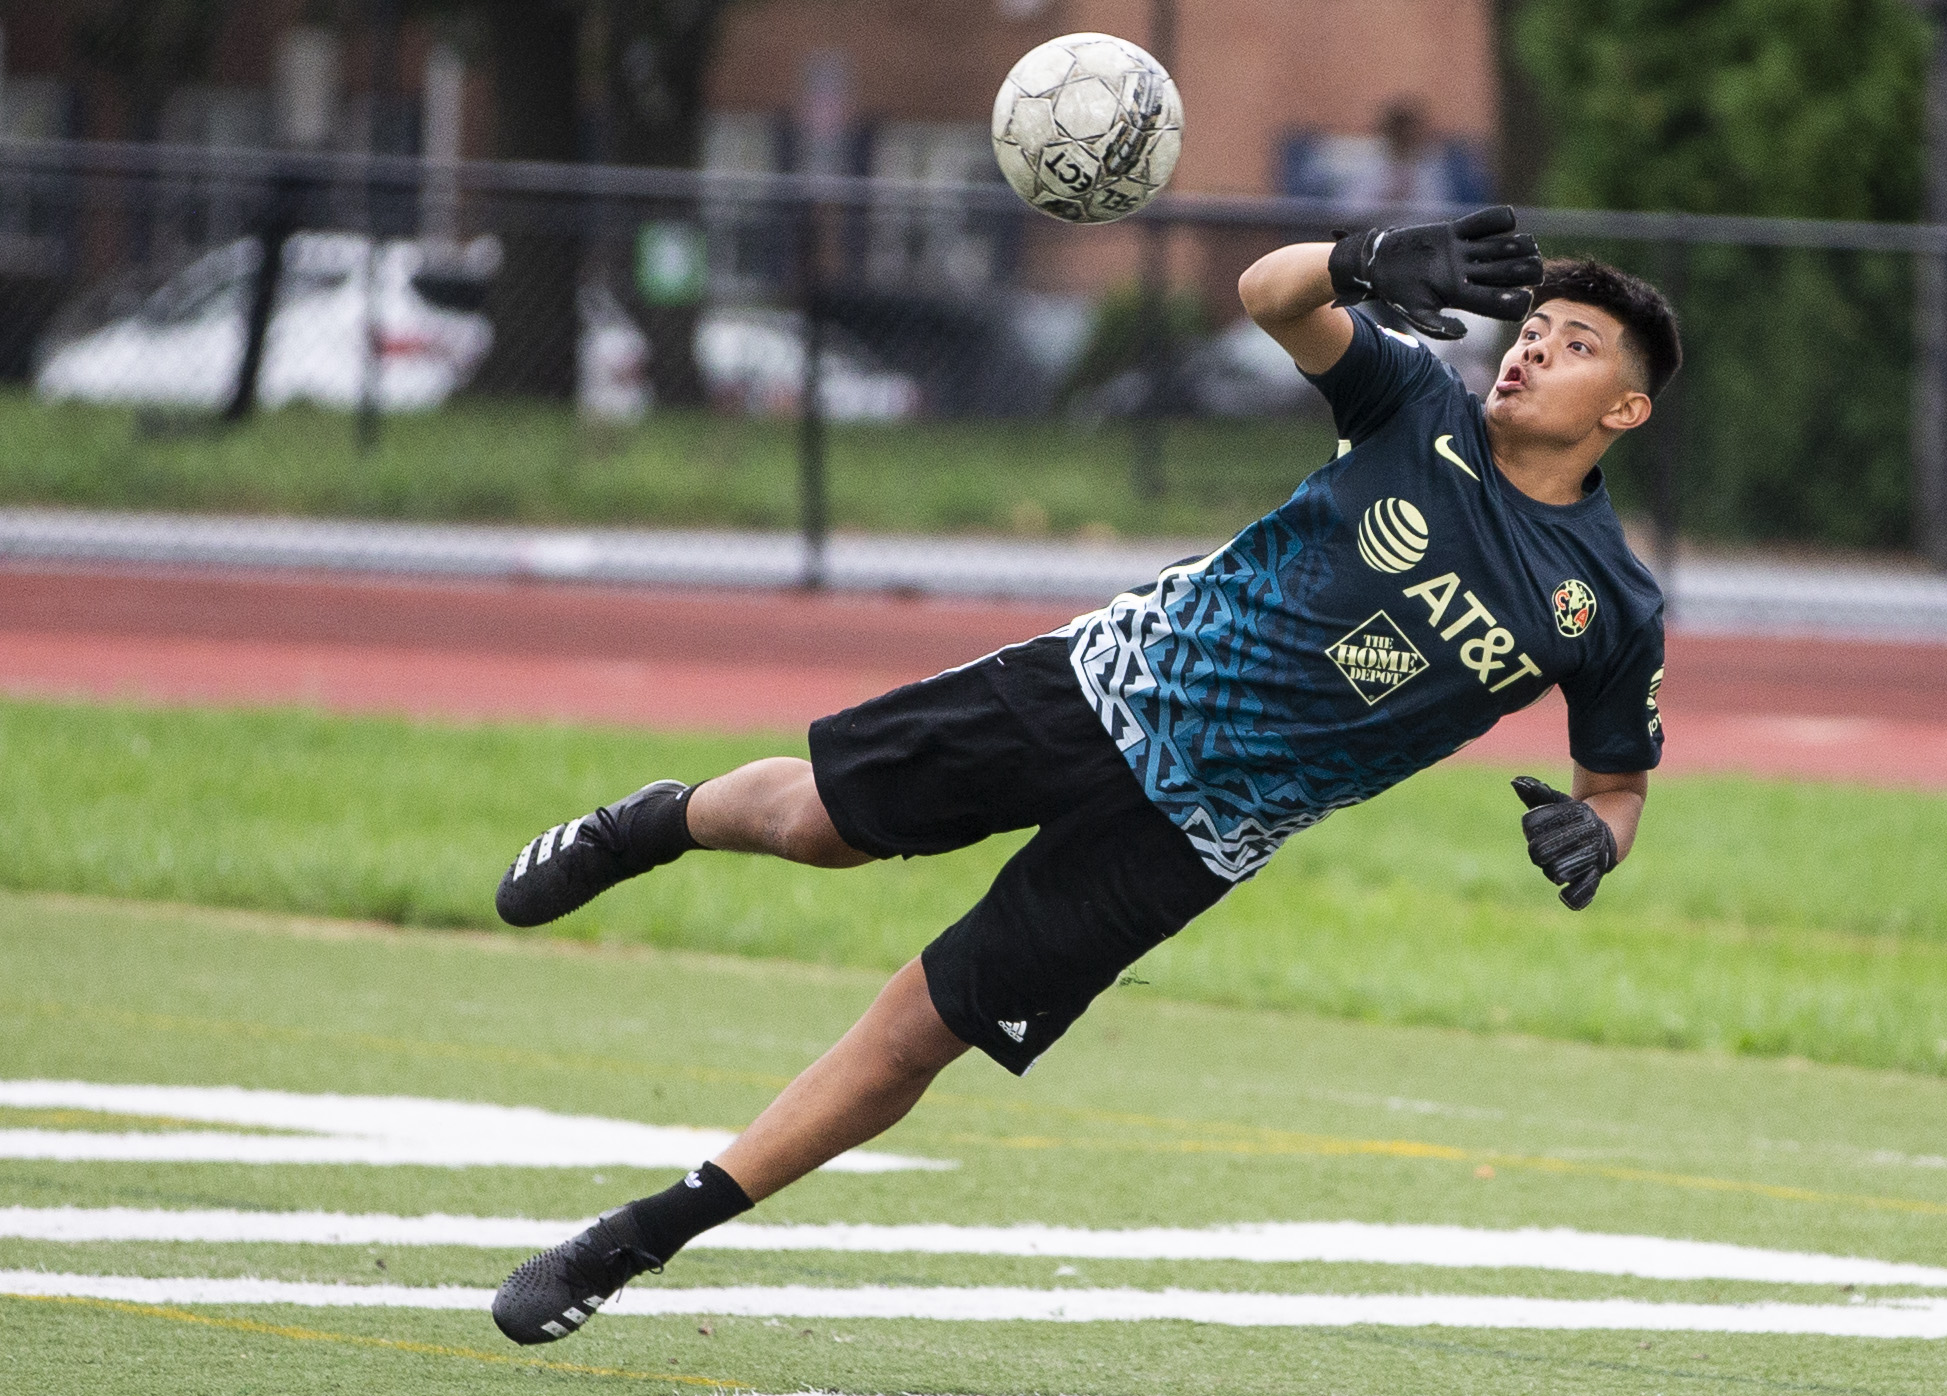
[
  {"x1": 685, "y1": 758, "x2": 874, "y2": 868},
  {"x1": 495, "y1": 756, "x2": 871, "y2": 926},
  {"x1": 492, "y1": 957, "x2": 965, "y2": 1343},
  {"x1": 714, "y1": 956, "x2": 967, "y2": 1198}
]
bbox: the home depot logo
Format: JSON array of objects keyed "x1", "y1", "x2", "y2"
[{"x1": 1328, "y1": 611, "x2": 1429, "y2": 706}]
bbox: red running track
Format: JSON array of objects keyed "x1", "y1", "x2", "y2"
[{"x1": 4, "y1": 563, "x2": 1945, "y2": 787}]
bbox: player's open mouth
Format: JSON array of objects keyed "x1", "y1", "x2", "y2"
[{"x1": 1494, "y1": 366, "x2": 1527, "y2": 395}]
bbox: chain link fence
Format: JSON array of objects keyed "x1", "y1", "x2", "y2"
[{"x1": 2, "y1": 138, "x2": 1944, "y2": 590}]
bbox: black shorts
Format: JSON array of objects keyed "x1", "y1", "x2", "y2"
[{"x1": 809, "y1": 635, "x2": 1228, "y2": 1074}]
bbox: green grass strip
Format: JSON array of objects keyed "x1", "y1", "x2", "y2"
[
  {"x1": 5, "y1": 1294, "x2": 744, "y2": 1389},
  {"x1": 5, "y1": 695, "x2": 1946, "y2": 1075},
  {"x1": 0, "y1": 392, "x2": 1334, "y2": 540}
]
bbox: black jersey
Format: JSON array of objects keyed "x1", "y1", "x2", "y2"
[{"x1": 1066, "y1": 312, "x2": 1666, "y2": 882}]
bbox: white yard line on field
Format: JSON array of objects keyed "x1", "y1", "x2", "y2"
[
  {"x1": 6, "y1": 1208, "x2": 1945, "y2": 1289},
  {"x1": 3, "y1": 1272, "x2": 1944, "y2": 1339},
  {"x1": 0, "y1": 1081, "x2": 950, "y2": 1172}
]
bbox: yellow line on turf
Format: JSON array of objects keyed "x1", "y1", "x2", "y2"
[
  {"x1": 942, "y1": 1133, "x2": 1947, "y2": 1217},
  {"x1": 1489, "y1": 1155, "x2": 1947, "y2": 1217},
  {"x1": 19, "y1": 997, "x2": 1947, "y2": 1221},
  {"x1": 943, "y1": 1130, "x2": 1467, "y2": 1161},
  {"x1": 1, "y1": 1292, "x2": 745, "y2": 1388}
]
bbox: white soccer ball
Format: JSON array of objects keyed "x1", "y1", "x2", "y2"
[{"x1": 991, "y1": 32, "x2": 1184, "y2": 225}]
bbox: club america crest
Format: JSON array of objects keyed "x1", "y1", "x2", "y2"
[{"x1": 1552, "y1": 579, "x2": 1597, "y2": 638}]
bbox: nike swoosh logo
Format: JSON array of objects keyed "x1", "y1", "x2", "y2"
[{"x1": 1434, "y1": 434, "x2": 1479, "y2": 480}]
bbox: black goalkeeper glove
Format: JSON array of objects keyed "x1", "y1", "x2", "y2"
[
  {"x1": 1511, "y1": 776, "x2": 1618, "y2": 912},
  {"x1": 1328, "y1": 205, "x2": 1542, "y2": 340}
]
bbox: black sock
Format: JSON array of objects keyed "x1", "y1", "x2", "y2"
[
  {"x1": 621, "y1": 1161, "x2": 752, "y2": 1268},
  {"x1": 614, "y1": 782, "x2": 702, "y2": 871}
]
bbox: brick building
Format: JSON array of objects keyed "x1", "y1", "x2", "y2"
[
  {"x1": 702, "y1": 0, "x2": 1499, "y2": 302},
  {"x1": 0, "y1": 2, "x2": 1501, "y2": 381},
  {"x1": 1, "y1": 1, "x2": 1497, "y2": 198},
  {"x1": 708, "y1": 0, "x2": 1497, "y2": 199}
]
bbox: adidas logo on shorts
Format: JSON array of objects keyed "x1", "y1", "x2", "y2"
[{"x1": 998, "y1": 1019, "x2": 1028, "y2": 1043}]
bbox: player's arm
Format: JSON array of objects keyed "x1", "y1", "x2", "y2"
[
  {"x1": 1239, "y1": 207, "x2": 1545, "y2": 375},
  {"x1": 1510, "y1": 766, "x2": 1647, "y2": 911},
  {"x1": 1571, "y1": 764, "x2": 1646, "y2": 861},
  {"x1": 1237, "y1": 243, "x2": 1354, "y2": 376}
]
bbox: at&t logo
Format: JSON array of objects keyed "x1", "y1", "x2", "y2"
[{"x1": 1357, "y1": 498, "x2": 1430, "y2": 574}]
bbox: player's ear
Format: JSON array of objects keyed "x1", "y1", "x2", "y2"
[{"x1": 1601, "y1": 389, "x2": 1652, "y2": 433}]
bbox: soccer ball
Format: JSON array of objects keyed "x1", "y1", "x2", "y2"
[{"x1": 991, "y1": 33, "x2": 1183, "y2": 225}]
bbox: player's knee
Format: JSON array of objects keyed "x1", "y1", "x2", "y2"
[
  {"x1": 867, "y1": 968, "x2": 964, "y2": 1083},
  {"x1": 778, "y1": 783, "x2": 861, "y2": 866},
  {"x1": 867, "y1": 1015, "x2": 950, "y2": 1089}
]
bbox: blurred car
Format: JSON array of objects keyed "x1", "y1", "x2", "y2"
[
  {"x1": 694, "y1": 307, "x2": 921, "y2": 421},
  {"x1": 546, "y1": 298, "x2": 924, "y2": 423},
  {"x1": 36, "y1": 233, "x2": 500, "y2": 412},
  {"x1": 1179, "y1": 316, "x2": 1323, "y2": 418}
]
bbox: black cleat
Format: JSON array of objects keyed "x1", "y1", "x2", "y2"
[
  {"x1": 496, "y1": 780, "x2": 692, "y2": 928},
  {"x1": 493, "y1": 1206, "x2": 662, "y2": 1345}
]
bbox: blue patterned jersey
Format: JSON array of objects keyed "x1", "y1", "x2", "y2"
[{"x1": 1064, "y1": 313, "x2": 1665, "y2": 882}]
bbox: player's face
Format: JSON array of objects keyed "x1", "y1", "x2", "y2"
[{"x1": 1485, "y1": 301, "x2": 1647, "y2": 444}]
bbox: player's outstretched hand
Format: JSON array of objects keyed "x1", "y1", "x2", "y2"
[
  {"x1": 1328, "y1": 206, "x2": 1543, "y2": 340},
  {"x1": 1510, "y1": 776, "x2": 1617, "y2": 911}
]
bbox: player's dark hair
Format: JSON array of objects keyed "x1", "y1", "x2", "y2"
[{"x1": 1530, "y1": 258, "x2": 1682, "y2": 398}]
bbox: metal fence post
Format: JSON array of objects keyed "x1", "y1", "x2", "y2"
[
  {"x1": 1916, "y1": 2, "x2": 1947, "y2": 567},
  {"x1": 1914, "y1": 254, "x2": 1946, "y2": 566},
  {"x1": 356, "y1": 194, "x2": 384, "y2": 454},
  {"x1": 223, "y1": 165, "x2": 300, "y2": 423},
  {"x1": 799, "y1": 205, "x2": 829, "y2": 590}
]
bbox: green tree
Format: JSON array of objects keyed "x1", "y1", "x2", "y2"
[
  {"x1": 457, "y1": 0, "x2": 740, "y2": 403},
  {"x1": 1511, "y1": 0, "x2": 1929, "y2": 545},
  {"x1": 596, "y1": 0, "x2": 742, "y2": 406}
]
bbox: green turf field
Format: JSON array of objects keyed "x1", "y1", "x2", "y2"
[
  {"x1": 0, "y1": 392, "x2": 1335, "y2": 540},
  {"x1": 6, "y1": 697, "x2": 1947, "y2": 1075},
  {"x1": 3, "y1": 893, "x2": 1946, "y2": 1393}
]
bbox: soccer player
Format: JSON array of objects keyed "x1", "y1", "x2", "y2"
[{"x1": 488, "y1": 206, "x2": 1677, "y2": 1345}]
